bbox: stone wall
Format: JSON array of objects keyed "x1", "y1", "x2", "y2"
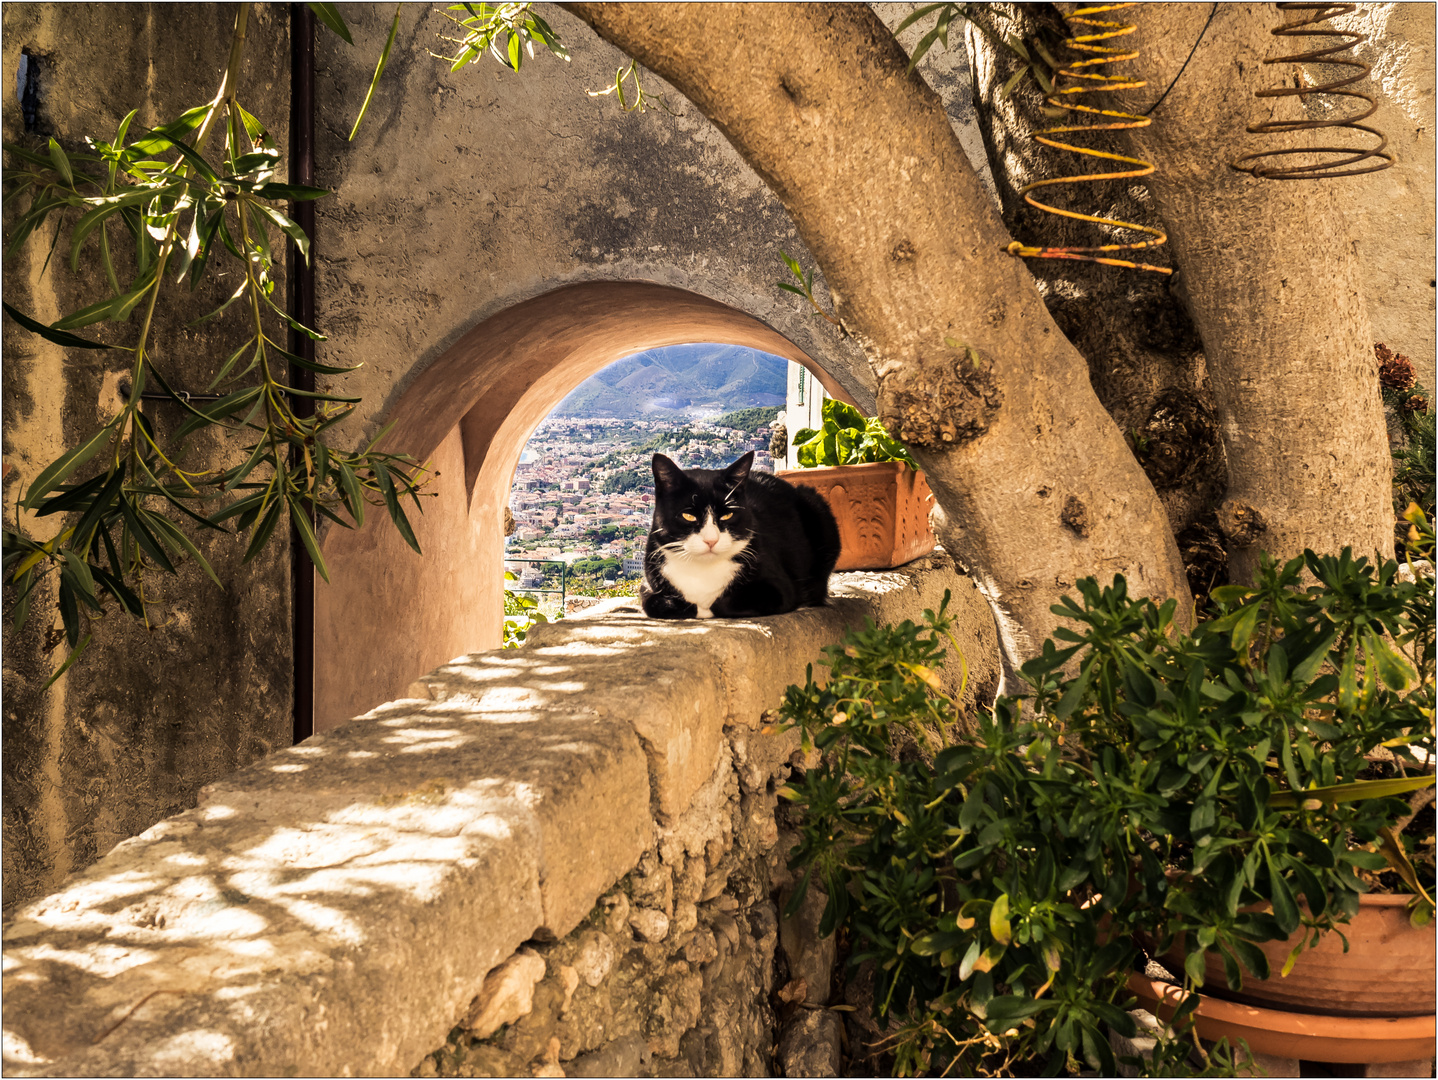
[{"x1": 1, "y1": 558, "x2": 1000, "y2": 1077}]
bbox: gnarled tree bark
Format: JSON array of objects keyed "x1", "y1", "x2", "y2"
[
  {"x1": 961, "y1": 5, "x2": 1229, "y2": 602},
  {"x1": 1119, "y1": 4, "x2": 1393, "y2": 578},
  {"x1": 567, "y1": 2, "x2": 1193, "y2": 678}
]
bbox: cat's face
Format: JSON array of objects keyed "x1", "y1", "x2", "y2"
[{"x1": 650, "y1": 452, "x2": 755, "y2": 561}]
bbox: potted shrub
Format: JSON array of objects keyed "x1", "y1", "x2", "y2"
[
  {"x1": 775, "y1": 505, "x2": 1435, "y2": 1076},
  {"x1": 776, "y1": 398, "x2": 935, "y2": 570}
]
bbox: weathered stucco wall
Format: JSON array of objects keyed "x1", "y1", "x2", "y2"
[
  {"x1": 1, "y1": 4, "x2": 294, "y2": 912},
  {"x1": 1337, "y1": 3, "x2": 1437, "y2": 368}
]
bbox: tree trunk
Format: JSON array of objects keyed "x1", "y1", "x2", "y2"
[
  {"x1": 961, "y1": 5, "x2": 1230, "y2": 602},
  {"x1": 1119, "y1": 4, "x2": 1394, "y2": 579},
  {"x1": 567, "y1": 2, "x2": 1193, "y2": 677}
]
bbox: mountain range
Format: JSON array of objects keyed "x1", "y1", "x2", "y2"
[{"x1": 553, "y1": 344, "x2": 787, "y2": 418}]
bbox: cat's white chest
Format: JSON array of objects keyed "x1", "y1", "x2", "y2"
[{"x1": 659, "y1": 550, "x2": 744, "y2": 618}]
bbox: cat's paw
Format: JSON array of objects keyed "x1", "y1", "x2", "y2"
[{"x1": 695, "y1": 607, "x2": 713, "y2": 620}]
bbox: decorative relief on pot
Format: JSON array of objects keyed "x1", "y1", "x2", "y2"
[{"x1": 777, "y1": 462, "x2": 936, "y2": 571}]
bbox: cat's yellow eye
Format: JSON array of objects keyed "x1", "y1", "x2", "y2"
[
  {"x1": 720, "y1": 513, "x2": 733, "y2": 521},
  {"x1": 681, "y1": 513, "x2": 697, "y2": 522}
]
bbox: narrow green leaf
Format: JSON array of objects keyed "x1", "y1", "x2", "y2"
[
  {"x1": 173, "y1": 385, "x2": 263, "y2": 441},
  {"x1": 47, "y1": 138, "x2": 74, "y2": 187},
  {"x1": 2, "y1": 301, "x2": 124, "y2": 351},
  {"x1": 373, "y1": 463, "x2": 421, "y2": 554},
  {"x1": 307, "y1": 2, "x2": 354, "y2": 44},
  {"x1": 68, "y1": 468, "x2": 126, "y2": 554},
  {"x1": 243, "y1": 489, "x2": 286, "y2": 563},
  {"x1": 128, "y1": 104, "x2": 209, "y2": 155},
  {"x1": 1268, "y1": 773, "x2": 1435, "y2": 809},
  {"x1": 999, "y1": 64, "x2": 1027, "y2": 101},
  {"x1": 236, "y1": 103, "x2": 270, "y2": 147},
  {"x1": 146, "y1": 512, "x2": 222, "y2": 588},
  {"x1": 42, "y1": 633, "x2": 92, "y2": 691},
  {"x1": 23, "y1": 421, "x2": 118, "y2": 509},
  {"x1": 252, "y1": 181, "x2": 331, "y2": 203},
  {"x1": 337, "y1": 460, "x2": 365, "y2": 527},
  {"x1": 894, "y1": 2, "x2": 948, "y2": 36},
  {"x1": 349, "y1": 6, "x2": 403, "y2": 142},
  {"x1": 287, "y1": 494, "x2": 330, "y2": 582},
  {"x1": 117, "y1": 496, "x2": 177, "y2": 573}
]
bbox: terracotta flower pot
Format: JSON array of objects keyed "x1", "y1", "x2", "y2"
[
  {"x1": 1132, "y1": 894, "x2": 1437, "y2": 1064},
  {"x1": 1127, "y1": 972, "x2": 1436, "y2": 1064},
  {"x1": 776, "y1": 461, "x2": 936, "y2": 571},
  {"x1": 1161, "y1": 893, "x2": 1435, "y2": 1017}
]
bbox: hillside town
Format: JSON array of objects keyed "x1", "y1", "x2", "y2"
[{"x1": 503, "y1": 414, "x2": 776, "y2": 598}]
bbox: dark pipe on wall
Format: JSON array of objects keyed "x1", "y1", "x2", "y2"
[{"x1": 289, "y1": 2, "x2": 316, "y2": 744}]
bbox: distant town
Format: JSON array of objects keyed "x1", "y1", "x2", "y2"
[{"x1": 503, "y1": 410, "x2": 778, "y2": 602}]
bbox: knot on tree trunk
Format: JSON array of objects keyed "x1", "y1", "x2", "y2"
[
  {"x1": 1061, "y1": 495, "x2": 1090, "y2": 538},
  {"x1": 1133, "y1": 390, "x2": 1221, "y2": 490},
  {"x1": 876, "y1": 349, "x2": 1003, "y2": 449},
  {"x1": 1216, "y1": 498, "x2": 1269, "y2": 548}
]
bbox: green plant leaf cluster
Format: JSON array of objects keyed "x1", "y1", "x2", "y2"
[
  {"x1": 2, "y1": 4, "x2": 431, "y2": 672},
  {"x1": 896, "y1": 3, "x2": 1062, "y2": 106},
  {"x1": 792, "y1": 398, "x2": 918, "y2": 470},
  {"x1": 778, "y1": 511, "x2": 1435, "y2": 1076},
  {"x1": 436, "y1": 2, "x2": 570, "y2": 73},
  {"x1": 502, "y1": 570, "x2": 548, "y2": 648}
]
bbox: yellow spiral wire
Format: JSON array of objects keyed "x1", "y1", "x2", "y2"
[{"x1": 1004, "y1": 4, "x2": 1173, "y2": 276}]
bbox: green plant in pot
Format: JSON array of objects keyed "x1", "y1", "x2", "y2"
[
  {"x1": 776, "y1": 505, "x2": 1435, "y2": 1076},
  {"x1": 791, "y1": 398, "x2": 919, "y2": 470},
  {"x1": 780, "y1": 399, "x2": 933, "y2": 571}
]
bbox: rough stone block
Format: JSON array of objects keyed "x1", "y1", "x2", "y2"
[{"x1": 777, "y1": 1008, "x2": 843, "y2": 1077}]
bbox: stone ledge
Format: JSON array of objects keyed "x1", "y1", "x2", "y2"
[{"x1": 2, "y1": 558, "x2": 996, "y2": 1077}]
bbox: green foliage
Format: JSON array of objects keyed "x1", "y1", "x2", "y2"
[
  {"x1": 776, "y1": 250, "x2": 840, "y2": 326},
  {"x1": 587, "y1": 59, "x2": 672, "y2": 115},
  {"x1": 435, "y1": 2, "x2": 570, "y2": 72},
  {"x1": 570, "y1": 556, "x2": 620, "y2": 577},
  {"x1": 896, "y1": 4, "x2": 1062, "y2": 106},
  {"x1": 779, "y1": 511, "x2": 1436, "y2": 1076},
  {"x1": 713, "y1": 406, "x2": 781, "y2": 434},
  {"x1": 1390, "y1": 395, "x2": 1435, "y2": 525},
  {"x1": 792, "y1": 399, "x2": 918, "y2": 470},
  {"x1": 2, "y1": 5, "x2": 430, "y2": 670},
  {"x1": 502, "y1": 570, "x2": 547, "y2": 648},
  {"x1": 599, "y1": 466, "x2": 649, "y2": 495}
]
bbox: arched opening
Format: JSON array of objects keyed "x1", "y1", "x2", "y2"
[{"x1": 314, "y1": 281, "x2": 855, "y2": 732}]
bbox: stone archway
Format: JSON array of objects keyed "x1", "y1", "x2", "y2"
[{"x1": 314, "y1": 281, "x2": 855, "y2": 731}]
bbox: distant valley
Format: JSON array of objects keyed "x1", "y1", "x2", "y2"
[{"x1": 553, "y1": 343, "x2": 787, "y2": 419}]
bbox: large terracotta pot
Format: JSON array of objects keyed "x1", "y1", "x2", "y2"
[
  {"x1": 1161, "y1": 894, "x2": 1435, "y2": 1017},
  {"x1": 1132, "y1": 893, "x2": 1437, "y2": 1064},
  {"x1": 776, "y1": 461, "x2": 935, "y2": 571},
  {"x1": 1128, "y1": 973, "x2": 1435, "y2": 1064}
]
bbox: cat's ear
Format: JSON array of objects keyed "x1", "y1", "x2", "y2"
[
  {"x1": 652, "y1": 454, "x2": 686, "y2": 496},
  {"x1": 722, "y1": 451, "x2": 754, "y2": 489}
]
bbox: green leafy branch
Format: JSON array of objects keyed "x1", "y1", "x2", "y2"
[
  {"x1": 897, "y1": 3, "x2": 1062, "y2": 108},
  {"x1": 2, "y1": 3, "x2": 432, "y2": 677},
  {"x1": 778, "y1": 511, "x2": 1435, "y2": 1074},
  {"x1": 776, "y1": 250, "x2": 840, "y2": 326},
  {"x1": 586, "y1": 59, "x2": 673, "y2": 115},
  {"x1": 435, "y1": 2, "x2": 570, "y2": 72}
]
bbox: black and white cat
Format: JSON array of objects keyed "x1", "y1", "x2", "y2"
[{"x1": 640, "y1": 451, "x2": 841, "y2": 620}]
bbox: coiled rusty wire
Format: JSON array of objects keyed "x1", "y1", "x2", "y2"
[
  {"x1": 1005, "y1": 3, "x2": 1172, "y2": 276},
  {"x1": 1230, "y1": 3, "x2": 1394, "y2": 179}
]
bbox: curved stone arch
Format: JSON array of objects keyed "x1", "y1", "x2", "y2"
[{"x1": 315, "y1": 281, "x2": 856, "y2": 731}]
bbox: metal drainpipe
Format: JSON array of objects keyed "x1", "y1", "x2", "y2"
[{"x1": 289, "y1": 2, "x2": 316, "y2": 744}]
